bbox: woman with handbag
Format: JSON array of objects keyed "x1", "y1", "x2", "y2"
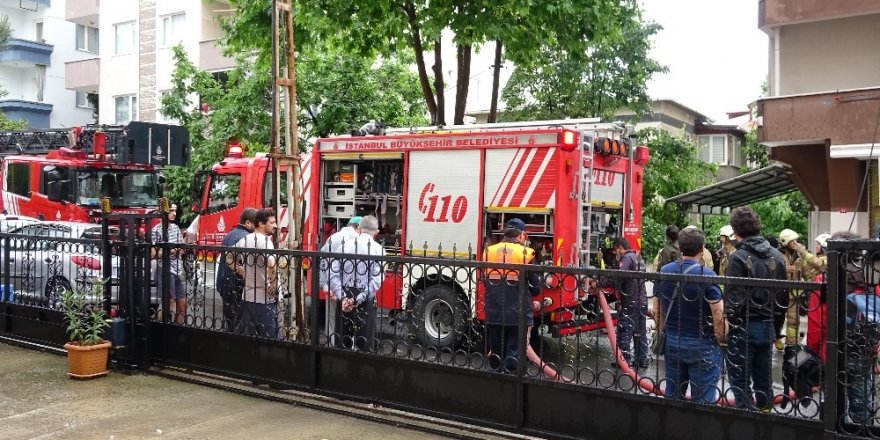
[{"x1": 657, "y1": 227, "x2": 728, "y2": 404}]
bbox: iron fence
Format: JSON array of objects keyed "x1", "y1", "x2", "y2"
[{"x1": 7, "y1": 226, "x2": 880, "y2": 439}]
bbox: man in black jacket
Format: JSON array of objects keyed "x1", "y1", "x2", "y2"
[
  {"x1": 217, "y1": 208, "x2": 257, "y2": 332},
  {"x1": 724, "y1": 206, "x2": 787, "y2": 411},
  {"x1": 612, "y1": 237, "x2": 649, "y2": 369}
]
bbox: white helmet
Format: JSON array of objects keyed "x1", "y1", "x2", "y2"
[
  {"x1": 779, "y1": 229, "x2": 799, "y2": 246},
  {"x1": 719, "y1": 225, "x2": 735, "y2": 240},
  {"x1": 815, "y1": 233, "x2": 831, "y2": 249}
]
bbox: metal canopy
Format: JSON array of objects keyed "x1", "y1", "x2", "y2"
[{"x1": 667, "y1": 163, "x2": 797, "y2": 213}]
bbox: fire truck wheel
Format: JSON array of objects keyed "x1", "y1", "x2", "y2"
[
  {"x1": 412, "y1": 284, "x2": 467, "y2": 349},
  {"x1": 45, "y1": 276, "x2": 71, "y2": 306}
]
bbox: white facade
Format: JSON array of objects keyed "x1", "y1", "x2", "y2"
[
  {"x1": 67, "y1": 0, "x2": 231, "y2": 125},
  {"x1": 0, "y1": 0, "x2": 93, "y2": 127}
]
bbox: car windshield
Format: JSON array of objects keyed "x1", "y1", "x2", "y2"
[{"x1": 78, "y1": 170, "x2": 158, "y2": 208}]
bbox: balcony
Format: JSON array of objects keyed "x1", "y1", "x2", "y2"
[
  {"x1": 65, "y1": 58, "x2": 100, "y2": 92},
  {"x1": 65, "y1": 0, "x2": 99, "y2": 27},
  {"x1": 0, "y1": 38, "x2": 53, "y2": 68},
  {"x1": 199, "y1": 39, "x2": 235, "y2": 72},
  {"x1": 760, "y1": 0, "x2": 880, "y2": 30},
  {"x1": 0, "y1": 100, "x2": 52, "y2": 128}
]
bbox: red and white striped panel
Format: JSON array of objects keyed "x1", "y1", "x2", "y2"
[{"x1": 485, "y1": 147, "x2": 557, "y2": 209}]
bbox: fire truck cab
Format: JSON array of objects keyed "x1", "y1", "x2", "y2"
[
  {"x1": 0, "y1": 122, "x2": 189, "y2": 222},
  {"x1": 191, "y1": 119, "x2": 648, "y2": 347}
]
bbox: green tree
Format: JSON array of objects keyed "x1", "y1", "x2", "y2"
[
  {"x1": 638, "y1": 128, "x2": 716, "y2": 259},
  {"x1": 500, "y1": 6, "x2": 665, "y2": 121},
  {"x1": 297, "y1": 0, "x2": 628, "y2": 125},
  {"x1": 160, "y1": 41, "x2": 427, "y2": 215}
]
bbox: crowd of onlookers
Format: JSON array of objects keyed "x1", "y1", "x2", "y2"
[{"x1": 610, "y1": 206, "x2": 876, "y2": 421}]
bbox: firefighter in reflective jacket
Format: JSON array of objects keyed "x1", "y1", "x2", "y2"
[{"x1": 483, "y1": 218, "x2": 542, "y2": 372}]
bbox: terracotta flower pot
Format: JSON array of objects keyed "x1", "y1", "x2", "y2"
[{"x1": 64, "y1": 341, "x2": 111, "y2": 379}]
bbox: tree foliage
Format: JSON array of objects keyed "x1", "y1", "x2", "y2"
[
  {"x1": 160, "y1": 36, "x2": 427, "y2": 216},
  {"x1": 638, "y1": 128, "x2": 716, "y2": 259},
  {"x1": 297, "y1": 0, "x2": 632, "y2": 125},
  {"x1": 501, "y1": 6, "x2": 665, "y2": 121}
]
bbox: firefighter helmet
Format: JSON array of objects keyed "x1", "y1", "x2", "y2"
[
  {"x1": 779, "y1": 229, "x2": 799, "y2": 246},
  {"x1": 719, "y1": 225, "x2": 735, "y2": 240},
  {"x1": 815, "y1": 233, "x2": 831, "y2": 249}
]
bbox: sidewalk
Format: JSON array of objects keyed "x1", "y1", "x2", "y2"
[{"x1": 0, "y1": 343, "x2": 448, "y2": 440}]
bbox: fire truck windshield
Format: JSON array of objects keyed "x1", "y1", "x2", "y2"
[{"x1": 77, "y1": 170, "x2": 159, "y2": 208}]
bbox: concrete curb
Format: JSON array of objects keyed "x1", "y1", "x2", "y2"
[{"x1": 150, "y1": 365, "x2": 541, "y2": 440}]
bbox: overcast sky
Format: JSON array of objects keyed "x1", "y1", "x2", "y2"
[{"x1": 640, "y1": 0, "x2": 769, "y2": 122}]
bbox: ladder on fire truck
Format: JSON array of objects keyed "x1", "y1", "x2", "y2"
[
  {"x1": 271, "y1": 0, "x2": 305, "y2": 337},
  {"x1": 0, "y1": 126, "x2": 125, "y2": 156}
]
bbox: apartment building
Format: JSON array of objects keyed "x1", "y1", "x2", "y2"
[
  {"x1": 0, "y1": 0, "x2": 93, "y2": 128},
  {"x1": 64, "y1": 0, "x2": 233, "y2": 125},
  {"x1": 756, "y1": 0, "x2": 880, "y2": 238}
]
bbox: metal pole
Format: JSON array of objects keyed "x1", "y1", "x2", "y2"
[{"x1": 823, "y1": 249, "x2": 842, "y2": 434}]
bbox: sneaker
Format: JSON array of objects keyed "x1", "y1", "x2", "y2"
[
  {"x1": 636, "y1": 359, "x2": 652, "y2": 370},
  {"x1": 774, "y1": 339, "x2": 784, "y2": 351}
]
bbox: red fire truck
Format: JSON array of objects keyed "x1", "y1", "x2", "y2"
[
  {"x1": 0, "y1": 122, "x2": 189, "y2": 222},
  {"x1": 189, "y1": 119, "x2": 648, "y2": 347}
]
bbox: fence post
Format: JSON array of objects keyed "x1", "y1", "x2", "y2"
[
  {"x1": 516, "y1": 266, "x2": 528, "y2": 429},
  {"x1": 101, "y1": 215, "x2": 112, "y2": 315},
  {"x1": 824, "y1": 248, "x2": 842, "y2": 436},
  {"x1": 310, "y1": 253, "x2": 320, "y2": 347}
]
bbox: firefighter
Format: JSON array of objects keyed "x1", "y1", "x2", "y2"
[
  {"x1": 778, "y1": 229, "x2": 824, "y2": 348},
  {"x1": 814, "y1": 233, "x2": 831, "y2": 275},
  {"x1": 717, "y1": 224, "x2": 737, "y2": 277},
  {"x1": 483, "y1": 218, "x2": 542, "y2": 373}
]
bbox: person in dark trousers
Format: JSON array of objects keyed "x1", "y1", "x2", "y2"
[
  {"x1": 724, "y1": 206, "x2": 787, "y2": 411},
  {"x1": 610, "y1": 237, "x2": 649, "y2": 368},
  {"x1": 483, "y1": 218, "x2": 542, "y2": 372},
  {"x1": 216, "y1": 208, "x2": 256, "y2": 332}
]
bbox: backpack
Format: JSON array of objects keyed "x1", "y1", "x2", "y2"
[
  {"x1": 781, "y1": 344, "x2": 823, "y2": 408},
  {"x1": 730, "y1": 250, "x2": 784, "y2": 320}
]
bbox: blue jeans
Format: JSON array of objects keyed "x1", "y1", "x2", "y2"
[
  {"x1": 236, "y1": 302, "x2": 279, "y2": 339},
  {"x1": 665, "y1": 334, "x2": 722, "y2": 404},
  {"x1": 846, "y1": 362, "x2": 876, "y2": 424},
  {"x1": 617, "y1": 296, "x2": 649, "y2": 364},
  {"x1": 726, "y1": 319, "x2": 776, "y2": 410}
]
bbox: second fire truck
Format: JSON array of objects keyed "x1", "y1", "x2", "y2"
[
  {"x1": 0, "y1": 122, "x2": 189, "y2": 222},
  {"x1": 189, "y1": 119, "x2": 649, "y2": 347}
]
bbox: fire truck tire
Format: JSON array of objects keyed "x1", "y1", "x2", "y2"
[
  {"x1": 412, "y1": 284, "x2": 467, "y2": 349},
  {"x1": 45, "y1": 276, "x2": 71, "y2": 306}
]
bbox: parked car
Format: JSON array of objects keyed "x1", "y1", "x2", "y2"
[
  {"x1": 0, "y1": 221, "x2": 157, "y2": 308},
  {"x1": 0, "y1": 214, "x2": 39, "y2": 234}
]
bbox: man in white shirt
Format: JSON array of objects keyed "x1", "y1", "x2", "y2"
[
  {"x1": 320, "y1": 216, "x2": 361, "y2": 344},
  {"x1": 228, "y1": 208, "x2": 279, "y2": 338},
  {"x1": 328, "y1": 215, "x2": 385, "y2": 350}
]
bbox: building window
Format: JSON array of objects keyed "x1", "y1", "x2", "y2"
[
  {"x1": 160, "y1": 13, "x2": 185, "y2": 48},
  {"x1": 157, "y1": 90, "x2": 171, "y2": 121},
  {"x1": 76, "y1": 92, "x2": 95, "y2": 109},
  {"x1": 114, "y1": 21, "x2": 136, "y2": 55},
  {"x1": 115, "y1": 95, "x2": 138, "y2": 124},
  {"x1": 698, "y1": 135, "x2": 727, "y2": 165},
  {"x1": 76, "y1": 24, "x2": 99, "y2": 54},
  {"x1": 6, "y1": 163, "x2": 31, "y2": 198}
]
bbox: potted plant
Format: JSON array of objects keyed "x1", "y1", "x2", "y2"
[{"x1": 61, "y1": 288, "x2": 111, "y2": 379}]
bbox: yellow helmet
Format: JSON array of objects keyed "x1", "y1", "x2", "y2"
[
  {"x1": 779, "y1": 229, "x2": 799, "y2": 246},
  {"x1": 719, "y1": 225, "x2": 735, "y2": 240}
]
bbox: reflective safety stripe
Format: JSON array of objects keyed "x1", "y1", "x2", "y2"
[{"x1": 484, "y1": 242, "x2": 534, "y2": 280}]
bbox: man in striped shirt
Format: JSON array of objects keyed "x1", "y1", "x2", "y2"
[{"x1": 152, "y1": 204, "x2": 187, "y2": 324}]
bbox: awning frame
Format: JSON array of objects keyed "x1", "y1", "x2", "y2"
[{"x1": 666, "y1": 163, "x2": 799, "y2": 213}]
